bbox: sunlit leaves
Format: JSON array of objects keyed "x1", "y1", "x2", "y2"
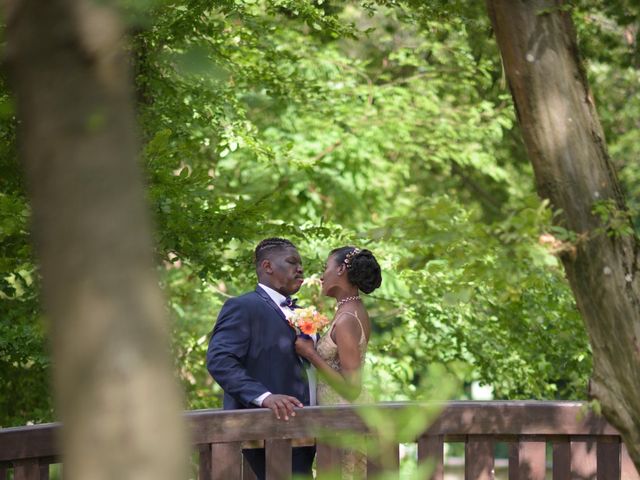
[
  {"x1": 136, "y1": 0, "x2": 594, "y2": 407},
  {"x1": 5, "y1": 0, "x2": 633, "y2": 425}
]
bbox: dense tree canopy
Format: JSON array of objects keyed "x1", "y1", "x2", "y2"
[{"x1": 1, "y1": 0, "x2": 638, "y2": 426}]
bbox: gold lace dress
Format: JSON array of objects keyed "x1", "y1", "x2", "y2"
[{"x1": 316, "y1": 311, "x2": 368, "y2": 479}]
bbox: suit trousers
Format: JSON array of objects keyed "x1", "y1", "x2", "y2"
[{"x1": 243, "y1": 446, "x2": 315, "y2": 480}]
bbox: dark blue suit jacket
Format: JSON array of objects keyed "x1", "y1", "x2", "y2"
[{"x1": 207, "y1": 287, "x2": 310, "y2": 409}]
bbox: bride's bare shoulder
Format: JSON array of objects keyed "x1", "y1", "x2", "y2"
[{"x1": 334, "y1": 309, "x2": 369, "y2": 337}]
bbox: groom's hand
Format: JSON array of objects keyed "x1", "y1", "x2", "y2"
[{"x1": 262, "y1": 394, "x2": 303, "y2": 421}]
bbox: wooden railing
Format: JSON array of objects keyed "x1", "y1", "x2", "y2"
[{"x1": 1, "y1": 401, "x2": 639, "y2": 479}]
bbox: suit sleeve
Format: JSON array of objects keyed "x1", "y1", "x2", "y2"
[{"x1": 207, "y1": 298, "x2": 269, "y2": 407}]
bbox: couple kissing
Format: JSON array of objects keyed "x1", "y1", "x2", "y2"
[{"x1": 206, "y1": 237, "x2": 382, "y2": 479}]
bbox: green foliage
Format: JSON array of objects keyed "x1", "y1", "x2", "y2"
[
  {"x1": 134, "y1": 0, "x2": 592, "y2": 410},
  {"x1": 574, "y1": 0, "x2": 640, "y2": 229},
  {"x1": 8, "y1": 0, "x2": 640, "y2": 425},
  {"x1": 592, "y1": 199, "x2": 636, "y2": 238},
  {"x1": 0, "y1": 86, "x2": 51, "y2": 426}
]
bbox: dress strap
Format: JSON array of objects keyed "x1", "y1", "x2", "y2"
[{"x1": 334, "y1": 311, "x2": 367, "y2": 342}]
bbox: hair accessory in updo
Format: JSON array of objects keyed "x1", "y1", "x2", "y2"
[
  {"x1": 343, "y1": 248, "x2": 361, "y2": 269},
  {"x1": 330, "y1": 245, "x2": 382, "y2": 294}
]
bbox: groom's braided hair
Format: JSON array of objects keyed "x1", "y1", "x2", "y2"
[{"x1": 254, "y1": 237, "x2": 297, "y2": 264}]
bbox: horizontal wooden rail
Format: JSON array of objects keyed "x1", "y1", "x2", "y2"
[
  {"x1": 188, "y1": 401, "x2": 618, "y2": 443},
  {"x1": 1, "y1": 401, "x2": 638, "y2": 480}
]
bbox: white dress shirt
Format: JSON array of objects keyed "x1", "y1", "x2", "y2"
[{"x1": 254, "y1": 283, "x2": 317, "y2": 406}]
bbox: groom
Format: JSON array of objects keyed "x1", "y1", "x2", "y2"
[{"x1": 207, "y1": 237, "x2": 315, "y2": 479}]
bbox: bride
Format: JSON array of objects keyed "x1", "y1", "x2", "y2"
[{"x1": 295, "y1": 246, "x2": 382, "y2": 477}]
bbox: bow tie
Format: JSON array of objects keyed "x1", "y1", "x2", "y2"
[{"x1": 280, "y1": 297, "x2": 298, "y2": 309}]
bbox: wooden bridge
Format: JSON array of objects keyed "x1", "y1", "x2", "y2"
[{"x1": 1, "y1": 401, "x2": 639, "y2": 479}]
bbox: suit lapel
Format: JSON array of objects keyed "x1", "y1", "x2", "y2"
[
  {"x1": 255, "y1": 288, "x2": 306, "y2": 369},
  {"x1": 255, "y1": 287, "x2": 288, "y2": 322}
]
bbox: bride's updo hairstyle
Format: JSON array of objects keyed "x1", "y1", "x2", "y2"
[{"x1": 331, "y1": 246, "x2": 382, "y2": 294}]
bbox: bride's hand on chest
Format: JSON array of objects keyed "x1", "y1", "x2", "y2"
[{"x1": 294, "y1": 337, "x2": 316, "y2": 359}]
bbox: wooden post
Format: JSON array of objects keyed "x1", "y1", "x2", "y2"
[
  {"x1": 211, "y1": 442, "x2": 242, "y2": 480},
  {"x1": 465, "y1": 436, "x2": 494, "y2": 480},
  {"x1": 13, "y1": 460, "x2": 40, "y2": 480},
  {"x1": 552, "y1": 438, "x2": 571, "y2": 480},
  {"x1": 418, "y1": 435, "x2": 444, "y2": 480},
  {"x1": 597, "y1": 437, "x2": 621, "y2": 480},
  {"x1": 317, "y1": 441, "x2": 341, "y2": 479},
  {"x1": 265, "y1": 439, "x2": 291, "y2": 480},
  {"x1": 198, "y1": 444, "x2": 212, "y2": 480}
]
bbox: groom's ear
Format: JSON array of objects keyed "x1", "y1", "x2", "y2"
[{"x1": 261, "y1": 259, "x2": 273, "y2": 274}]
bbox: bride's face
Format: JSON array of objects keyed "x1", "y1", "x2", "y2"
[{"x1": 320, "y1": 254, "x2": 344, "y2": 297}]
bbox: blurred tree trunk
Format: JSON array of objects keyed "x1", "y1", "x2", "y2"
[
  {"x1": 487, "y1": 0, "x2": 640, "y2": 470},
  {"x1": 2, "y1": 1, "x2": 188, "y2": 478}
]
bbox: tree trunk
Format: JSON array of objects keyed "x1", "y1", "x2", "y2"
[
  {"x1": 487, "y1": 0, "x2": 640, "y2": 470},
  {"x1": 2, "y1": 1, "x2": 188, "y2": 478}
]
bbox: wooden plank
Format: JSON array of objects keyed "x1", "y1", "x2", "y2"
[
  {"x1": 317, "y1": 441, "x2": 341, "y2": 479},
  {"x1": 552, "y1": 439, "x2": 570, "y2": 480},
  {"x1": 0, "y1": 402, "x2": 623, "y2": 462},
  {"x1": 39, "y1": 463, "x2": 49, "y2": 480},
  {"x1": 188, "y1": 402, "x2": 620, "y2": 445},
  {"x1": 211, "y1": 442, "x2": 242, "y2": 480},
  {"x1": 508, "y1": 440, "x2": 545, "y2": 480},
  {"x1": 570, "y1": 437, "x2": 596, "y2": 480},
  {"x1": 13, "y1": 459, "x2": 40, "y2": 480},
  {"x1": 198, "y1": 444, "x2": 212, "y2": 480},
  {"x1": 465, "y1": 437, "x2": 494, "y2": 480},
  {"x1": 425, "y1": 402, "x2": 616, "y2": 437},
  {"x1": 622, "y1": 444, "x2": 640, "y2": 480},
  {"x1": 367, "y1": 436, "x2": 398, "y2": 478},
  {"x1": 242, "y1": 455, "x2": 257, "y2": 480},
  {"x1": 265, "y1": 439, "x2": 291, "y2": 480},
  {"x1": 0, "y1": 467, "x2": 7, "y2": 480},
  {"x1": 597, "y1": 438, "x2": 620, "y2": 480},
  {"x1": 445, "y1": 434, "x2": 468, "y2": 443},
  {"x1": 368, "y1": 442, "x2": 399, "y2": 479},
  {"x1": 386, "y1": 443, "x2": 400, "y2": 477},
  {"x1": 0, "y1": 402, "x2": 634, "y2": 471},
  {"x1": 417, "y1": 435, "x2": 444, "y2": 480},
  {"x1": 0, "y1": 423, "x2": 59, "y2": 462},
  {"x1": 366, "y1": 438, "x2": 383, "y2": 479}
]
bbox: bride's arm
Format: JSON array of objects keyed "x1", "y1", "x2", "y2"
[
  {"x1": 295, "y1": 341, "x2": 348, "y2": 392},
  {"x1": 332, "y1": 317, "x2": 365, "y2": 399},
  {"x1": 295, "y1": 317, "x2": 364, "y2": 401}
]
